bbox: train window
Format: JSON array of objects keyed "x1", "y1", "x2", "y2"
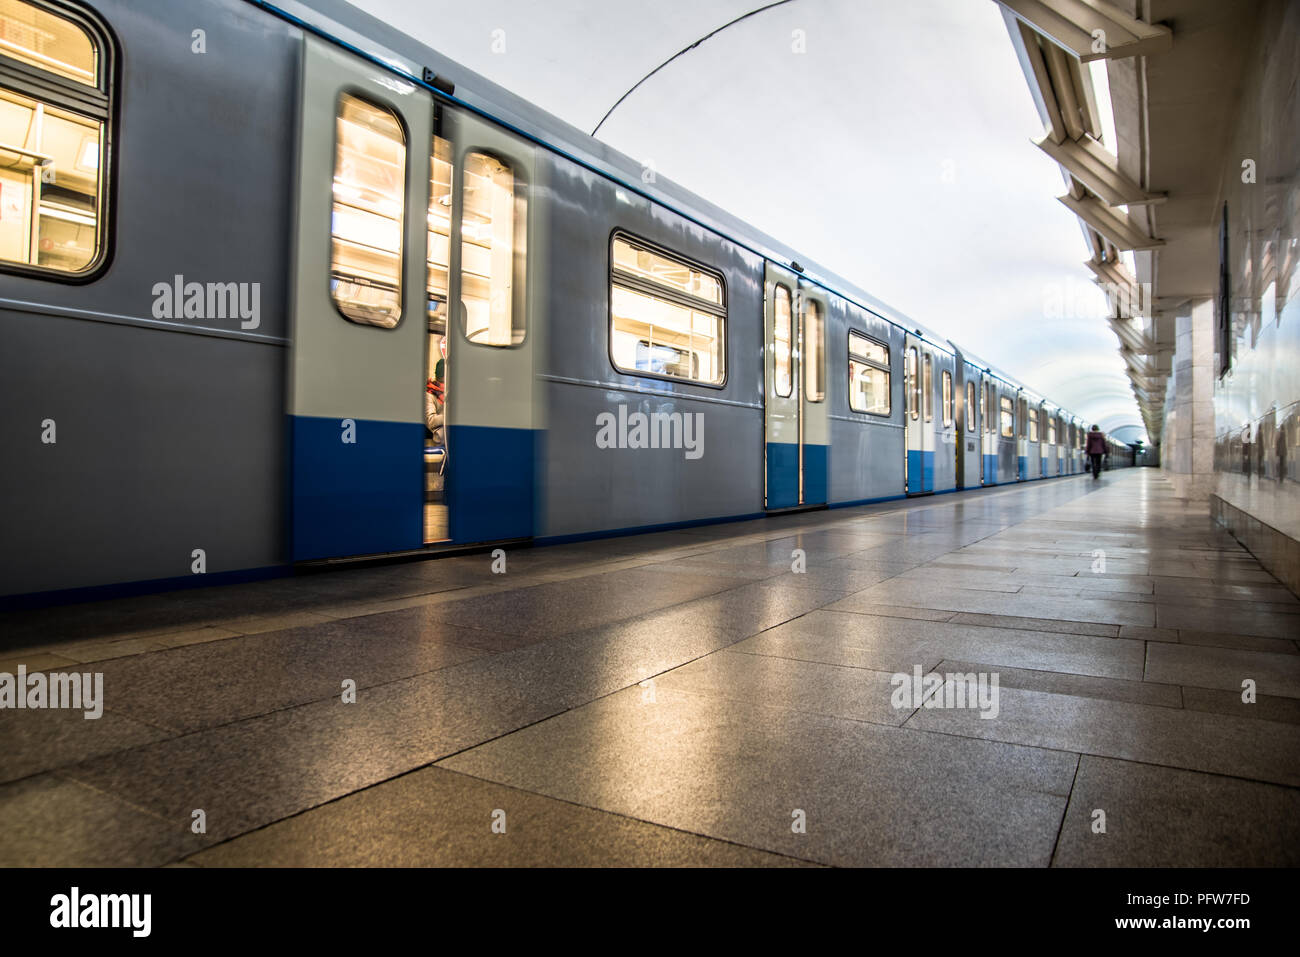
[
  {"x1": 1029, "y1": 407, "x2": 1039, "y2": 443},
  {"x1": 922, "y1": 353, "x2": 933, "y2": 423},
  {"x1": 331, "y1": 93, "x2": 406, "y2": 328},
  {"x1": 426, "y1": 134, "x2": 452, "y2": 323},
  {"x1": 0, "y1": 0, "x2": 111, "y2": 277},
  {"x1": 1048, "y1": 417, "x2": 1058, "y2": 445},
  {"x1": 803, "y1": 299, "x2": 824, "y2": 403},
  {"x1": 984, "y1": 383, "x2": 993, "y2": 434},
  {"x1": 941, "y1": 370, "x2": 953, "y2": 428},
  {"x1": 848, "y1": 331, "x2": 889, "y2": 415},
  {"x1": 461, "y1": 151, "x2": 525, "y2": 346},
  {"x1": 907, "y1": 347, "x2": 919, "y2": 420},
  {"x1": 1017, "y1": 398, "x2": 1027, "y2": 437},
  {"x1": 966, "y1": 380, "x2": 976, "y2": 432},
  {"x1": 610, "y1": 234, "x2": 725, "y2": 385},
  {"x1": 773, "y1": 283, "x2": 793, "y2": 397},
  {"x1": 999, "y1": 395, "x2": 1014, "y2": 438}
]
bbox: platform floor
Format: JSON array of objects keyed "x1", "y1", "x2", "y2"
[{"x1": 1, "y1": 469, "x2": 1298, "y2": 867}]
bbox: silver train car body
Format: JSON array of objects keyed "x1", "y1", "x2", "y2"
[{"x1": 0, "y1": 0, "x2": 1133, "y2": 605}]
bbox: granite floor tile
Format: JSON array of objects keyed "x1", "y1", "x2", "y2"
[
  {"x1": 1155, "y1": 603, "x2": 1298, "y2": 639},
  {"x1": 742, "y1": 610, "x2": 1145, "y2": 680},
  {"x1": 0, "y1": 700, "x2": 174, "y2": 784},
  {"x1": 1053, "y1": 756, "x2": 1300, "y2": 866},
  {"x1": 439, "y1": 686, "x2": 1078, "y2": 867},
  {"x1": 656, "y1": 649, "x2": 917, "y2": 726},
  {"x1": 830, "y1": 582, "x2": 1156, "y2": 627},
  {"x1": 0, "y1": 774, "x2": 200, "y2": 867},
  {"x1": 420, "y1": 566, "x2": 743, "y2": 638},
  {"x1": 932, "y1": 658, "x2": 1182, "y2": 708},
  {"x1": 1180, "y1": 686, "x2": 1300, "y2": 725},
  {"x1": 187, "y1": 767, "x2": 810, "y2": 867},
  {"x1": 88, "y1": 618, "x2": 494, "y2": 734},
  {"x1": 1144, "y1": 642, "x2": 1300, "y2": 698},
  {"x1": 905, "y1": 685, "x2": 1300, "y2": 786}
]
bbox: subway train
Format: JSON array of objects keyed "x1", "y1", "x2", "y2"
[{"x1": 0, "y1": 0, "x2": 1135, "y2": 605}]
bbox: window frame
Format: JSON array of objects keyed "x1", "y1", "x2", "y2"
[
  {"x1": 1029, "y1": 406, "x2": 1039, "y2": 443},
  {"x1": 607, "y1": 229, "x2": 727, "y2": 389},
  {"x1": 328, "y1": 88, "x2": 410, "y2": 329},
  {"x1": 941, "y1": 369, "x2": 953, "y2": 428},
  {"x1": 999, "y1": 394, "x2": 1014, "y2": 438},
  {"x1": 847, "y1": 330, "x2": 891, "y2": 417},
  {"x1": 922, "y1": 352, "x2": 933, "y2": 423},
  {"x1": 457, "y1": 147, "x2": 528, "y2": 348},
  {"x1": 0, "y1": 0, "x2": 117, "y2": 283},
  {"x1": 907, "y1": 346, "x2": 919, "y2": 420},
  {"x1": 965, "y1": 379, "x2": 976, "y2": 433},
  {"x1": 802, "y1": 296, "x2": 824, "y2": 404},
  {"x1": 772, "y1": 281, "x2": 793, "y2": 398}
]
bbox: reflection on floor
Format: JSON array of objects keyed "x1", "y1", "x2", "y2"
[{"x1": 2, "y1": 470, "x2": 1298, "y2": 866}]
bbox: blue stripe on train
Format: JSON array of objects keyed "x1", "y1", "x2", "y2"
[
  {"x1": 983, "y1": 453, "x2": 998, "y2": 485},
  {"x1": 1017, "y1": 455, "x2": 1028, "y2": 480},
  {"x1": 908, "y1": 449, "x2": 934, "y2": 493},
  {"x1": 445, "y1": 424, "x2": 535, "y2": 544},
  {"x1": 289, "y1": 415, "x2": 424, "y2": 561}
]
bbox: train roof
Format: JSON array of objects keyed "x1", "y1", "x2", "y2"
[{"x1": 269, "y1": 0, "x2": 958, "y2": 349}]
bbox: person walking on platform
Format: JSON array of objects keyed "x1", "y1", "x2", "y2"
[{"x1": 1085, "y1": 424, "x2": 1107, "y2": 479}]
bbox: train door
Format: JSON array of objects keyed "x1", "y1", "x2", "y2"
[
  {"x1": 764, "y1": 263, "x2": 798, "y2": 508},
  {"x1": 959, "y1": 370, "x2": 980, "y2": 489},
  {"x1": 904, "y1": 333, "x2": 934, "y2": 494},
  {"x1": 981, "y1": 376, "x2": 995, "y2": 485},
  {"x1": 287, "y1": 37, "x2": 432, "y2": 561},
  {"x1": 996, "y1": 385, "x2": 1017, "y2": 484},
  {"x1": 799, "y1": 283, "x2": 829, "y2": 507},
  {"x1": 438, "y1": 107, "x2": 537, "y2": 544},
  {"x1": 1016, "y1": 393, "x2": 1028, "y2": 481},
  {"x1": 955, "y1": 366, "x2": 967, "y2": 489},
  {"x1": 762, "y1": 263, "x2": 826, "y2": 509},
  {"x1": 935, "y1": 357, "x2": 957, "y2": 491}
]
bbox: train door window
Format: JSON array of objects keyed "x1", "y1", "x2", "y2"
[
  {"x1": 461, "y1": 151, "x2": 525, "y2": 346},
  {"x1": 848, "y1": 331, "x2": 889, "y2": 415},
  {"x1": 966, "y1": 380, "x2": 976, "y2": 432},
  {"x1": 427, "y1": 134, "x2": 452, "y2": 323},
  {"x1": 803, "y1": 298, "x2": 824, "y2": 402},
  {"x1": 772, "y1": 283, "x2": 793, "y2": 396},
  {"x1": 331, "y1": 93, "x2": 406, "y2": 327},
  {"x1": 941, "y1": 370, "x2": 953, "y2": 427},
  {"x1": 984, "y1": 383, "x2": 993, "y2": 434},
  {"x1": 0, "y1": 0, "x2": 112, "y2": 276},
  {"x1": 922, "y1": 353, "x2": 933, "y2": 423},
  {"x1": 610, "y1": 234, "x2": 725, "y2": 385},
  {"x1": 907, "y1": 347, "x2": 919, "y2": 419},
  {"x1": 1048, "y1": 416, "x2": 1058, "y2": 445},
  {"x1": 1029, "y1": 407, "x2": 1039, "y2": 442},
  {"x1": 999, "y1": 395, "x2": 1014, "y2": 437}
]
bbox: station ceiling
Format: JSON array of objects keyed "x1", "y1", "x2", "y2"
[{"x1": 346, "y1": 0, "x2": 1239, "y2": 443}]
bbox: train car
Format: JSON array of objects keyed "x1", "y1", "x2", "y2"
[{"x1": 0, "y1": 0, "x2": 1131, "y2": 605}]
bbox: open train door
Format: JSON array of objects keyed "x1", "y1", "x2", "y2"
[
  {"x1": 286, "y1": 37, "x2": 431, "y2": 561},
  {"x1": 798, "y1": 280, "x2": 829, "y2": 507},
  {"x1": 764, "y1": 262, "x2": 801, "y2": 509},
  {"x1": 903, "y1": 332, "x2": 934, "y2": 494},
  {"x1": 438, "y1": 106, "x2": 538, "y2": 545}
]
